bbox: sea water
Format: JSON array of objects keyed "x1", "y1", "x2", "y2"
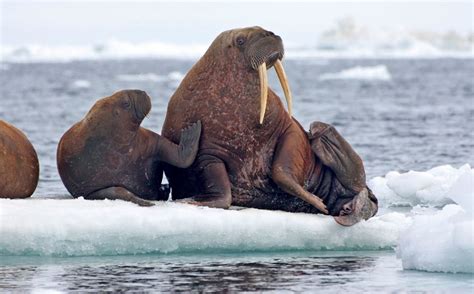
[{"x1": 0, "y1": 58, "x2": 473, "y2": 292}]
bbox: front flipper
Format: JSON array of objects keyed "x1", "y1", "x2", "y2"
[
  {"x1": 156, "y1": 120, "x2": 202, "y2": 168},
  {"x1": 271, "y1": 123, "x2": 329, "y2": 214},
  {"x1": 175, "y1": 155, "x2": 232, "y2": 209},
  {"x1": 87, "y1": 186, "x2": 154, "y2": 207}
]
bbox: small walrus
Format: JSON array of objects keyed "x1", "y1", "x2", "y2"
[
  {"x1": 0, "y1": 120, "x2": 39, "y2": 198},
  {"x1": 57, "y1": 89, "x2": 201, "y2": 206}
]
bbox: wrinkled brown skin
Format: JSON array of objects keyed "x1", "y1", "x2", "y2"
[
  {"x1": 162, "y1": 27, "x2": 377, "y2": 222},
  {"x1": 57, "y1": 90, "x2": 201, "y2": 206},
  {"x1": 0, "y1": 120, "x2": 39, "y2": 198}
]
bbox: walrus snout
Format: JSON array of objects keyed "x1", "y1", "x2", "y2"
[
  {"x1": 128, "y1": 89, "x2": 151, "y2": 121},
  {"x1": 334, "y1": 188, "x2": 379, "y2": 226},
  {"x1": 249, "y1": 33, "x2": 292, "y2": 124},
  {"x1": 247, "y1": 33, "x2": 284, "y2": 70}
]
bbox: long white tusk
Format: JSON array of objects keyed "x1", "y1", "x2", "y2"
[
  {"x1": 274, "y1": 59, "x2": 293, "y2": 118},
  {"x1": 258, "y1": 62, "x2": 268, "y2": 124}
]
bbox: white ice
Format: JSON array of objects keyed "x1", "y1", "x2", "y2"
[
  {"x1": 319, "y1": 65, "x2": 391, "y2": 81},
  {"x1": 394, "y1": 165, "x2": 474, "y2": 273},
  {"x1": 71, "y1": 80, "x2": 91, "y2": 89},
  {"x1": 116, "y1": 71, "x2": 184, "y2": 82},
  {"x1": 1, "y1": 164, "x2": 473, "y2": 276},
  {"x1": 369, "y1": 164, "x2": 472, "y2": 207},
  {"x1": 0, "y1": 198, "x2": 410, "y2": 256}
]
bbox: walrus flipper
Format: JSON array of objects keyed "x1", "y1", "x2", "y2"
[
  {"x1": 176, "y1": 155, "x2": 232, "y2": 209},
  {"x1": 87, "y1": 187, "x2": 154, "y2": 207},
  {"x1": 157, "y1": 121, "x2": 202, "y2": 168},
  {"x1": 271, "y1": 123, "x2": 329, "y2": 214}
]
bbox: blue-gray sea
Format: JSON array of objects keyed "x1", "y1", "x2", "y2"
[{"x1": 0, "y1": 58, "x2": 473, "y2": 292}]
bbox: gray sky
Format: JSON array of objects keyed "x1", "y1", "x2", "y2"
[{"x1": 1, "y1": 1, "x2": 472, "y2": 46}]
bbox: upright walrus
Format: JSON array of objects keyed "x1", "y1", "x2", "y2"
[
  {"x1": 0, "y1": 120, "x2": 39, "y2": 198},
  {"x1": 57, "y1": 90, "x2": 201, "y2": 206},
  {"x1": 162, "y1": 27, "x2": 378, "y2": 225}
]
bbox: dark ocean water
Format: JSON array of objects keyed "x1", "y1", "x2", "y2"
[
  {"x1": 1, "y1": 58, "x2": 473, "y2": 292},
  {"x1": 1, "y1": 252, "x2": 473, "y2": 293}
]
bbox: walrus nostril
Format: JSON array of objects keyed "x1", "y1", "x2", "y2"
[{"x1": 341, "y1": 202, "x2": 353, "y2": 215}]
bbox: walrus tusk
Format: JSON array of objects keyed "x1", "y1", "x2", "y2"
[
  {"x1": 259, "y1": 62, "x2": 268, "y2": 124},
  {"x1": 274, "y1": 59, "x2": 293, "y2": 118}
]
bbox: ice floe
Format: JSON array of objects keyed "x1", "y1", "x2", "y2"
[{"x1": 319, "y1": 65, "x2": 391, "y2": 81}]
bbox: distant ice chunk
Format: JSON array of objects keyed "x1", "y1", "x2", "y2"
[
  {"x1": 116, "y1": 73, "x2": 166, "y2": 82},
  {"x1": 369, "y1": 164, "x2": 472, "y2": 207},
  {"x1": 0, "y1": 199, "x2": 411, "y2": 257},
  {"x1": 116, "y1": 71, "x2": 184, "y2": 83},
  {"x1": 319, "y1": 65, "x2": 392, "y2": 81},
  {"x1": 1, "y1": 40, "x2": 207, "y2": 63},
  {"x1": 71, "y1": 79, "x2": 91, "y2": 89},
  {"x1": 168, "y1": 71, "x2": 184, "y2": 81}
]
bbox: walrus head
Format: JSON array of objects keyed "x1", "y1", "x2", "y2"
[
  {"x1": 209, "y1": 26, "x2": 293, "y2": 124},
  {"x1": 334, "y1": 188, "x2": 379, "y2": 226},
  {"x1": 86, "y1": 89, "x2": 152, "y2": 133}
]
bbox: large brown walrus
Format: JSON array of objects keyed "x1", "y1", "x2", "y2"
[
  {"x1": 162, "y1": 27, "x2": 378, "y2": 226},
  {"x1": 57, "y1": 89, "x2": 201, "y2": 206},
  {"x1": 0, "y1": 120, "x2": 39, "y2": 198}
]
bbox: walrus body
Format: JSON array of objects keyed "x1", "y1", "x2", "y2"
[
  {"x1": 0, "y1": 120, "x2": 39, "y2": 198},
  {"x1": 162, "y1": 27, "x2": 377, "y2": 225},
  {"x1": 57, "y1": 90, "x2": 201, "y2": 206}
]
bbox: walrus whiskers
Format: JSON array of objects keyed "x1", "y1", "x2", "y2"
[
  {"x1": 274, "y1": 60, "x2": 293, "y2": 118},
  {"x1": 258, "y1": 62, "x2": 268, "y2": 124}
]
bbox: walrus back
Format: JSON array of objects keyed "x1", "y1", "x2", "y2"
[
  {"x1": 0, "y1": 120, "x2": 39, "y2": 198},
  {"x1": 57, "y1": 121, "x2": 113, "y2": 197}
]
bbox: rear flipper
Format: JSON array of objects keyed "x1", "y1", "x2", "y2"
[
  {"x1": 175, "y1": 155, "x2": 232, "y2": 209},
  {"x1": 309, "y1": 121, "x2": 378, "y2": 225},
  {"x1": 87, "y1": 186, "x2": 154, "y2": 207}
]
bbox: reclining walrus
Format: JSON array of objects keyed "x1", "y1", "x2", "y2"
[
  {"x1": 162, "y1": 27, "x2": 378, "y2": 226},
  {"x1": 57, "y1": 90, "x2": 201, "y2": 206},
  {"x1": 0, "y1": 120, "x2": 39, "y2": 198}
]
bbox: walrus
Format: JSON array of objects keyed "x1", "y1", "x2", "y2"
[
  {"x1": 162, "y1": 27, "x2": 378, "y2": 226},
  {"x1": 0, "y1": 120, "x2": 39, "y2": 198},
  {"x1": 57, "y1": 89, "x2": 201, "y2": 206}
]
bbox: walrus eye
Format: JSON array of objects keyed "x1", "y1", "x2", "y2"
[
  {"x1": 236, "y1": 36, "x2": 246, "y2": 47},
  {"x1": 122, "y1": 101, "x2": 131, "y2": 109}
]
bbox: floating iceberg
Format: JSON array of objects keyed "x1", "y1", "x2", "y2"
[
  {"x1": 319, "y1": 65, "x2": 391, "y2": 81},
  {"x1": 397, "y1": 205, "x2": 473, "y2": 274},
  {"x1": 369, "y1": 164, "x2": 472, "y2": 207},
  {"x1": 116, "y1": 71, "x2": 184, "y2": 82},
  {"x1": 396, "y1": 166, "x2": 473, "y2": 273},
  {"x1": 71, "y1": 80, "x2": 91, "y2": 89}
]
